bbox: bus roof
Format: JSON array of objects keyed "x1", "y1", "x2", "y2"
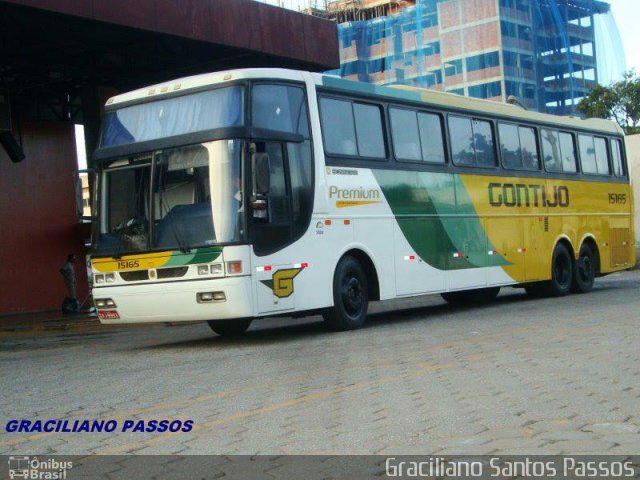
[
  {"x1": 105, "y1": 68, "x2": 307, "y2": 107},
  {"x1": 106, "y1": 68, "x2": 622, "y2": 137}
]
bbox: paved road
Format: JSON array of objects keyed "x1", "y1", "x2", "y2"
[{"x1": 1, "y1": 270, "x2": 639, "y2": 456}]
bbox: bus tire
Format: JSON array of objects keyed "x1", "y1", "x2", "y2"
[
  {"x1": 441, "y1": 287, "x2": 500, "y2": 304},
  {"x1": 541, "y1": 242, "x2": 573, "y2": 297},
  {"x1": 207, "y1": 318, "x2": 252, "y2": 336},
  {"x1": 572, "y1": 243, "x2": 595, "y2": 293},
  {"x1": 323, "y1": 255, "x2": 368, "y2": 331}
]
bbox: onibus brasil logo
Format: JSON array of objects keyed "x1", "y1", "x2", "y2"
[{"x1": 8, "y1": 456, "x2": 73, "y2": 479}]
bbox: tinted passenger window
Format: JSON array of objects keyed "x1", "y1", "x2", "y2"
[
  {"x1": 320, "y1": 98, "x2": 357, "y2": 156},
  {"x1": 473, "y1": 120, "x2": 496, "y2": 166},
  {"x1": 611, "y1": 139, "x2": 625, "y2": 176},
  {"x1": 353, "y1": 103, "x2": 386, "y2": 158},
  {"x1": 448, "y1": 115, "x2": 496, "y2": 167},
  {"x1": 542, "y1": 129, "x2": 576, "y2": 173},
  {"x1": 594, "y1": 137, "x2": 610, "y2": 174},
  {"x1": 519, "y1": 126, "x2": 540, "y2": 170},
  {"x1": 449, "y1": 116, "x2": 475, "y2": 166},
  {"x1": 417, "y1": 112, "x2": 445, "y2": 163},
  {"x1": 390, "y1": 109, "x2": 445, "y2": 163},
  {"x1": 541, "y1": 129, "x2": 562, "y2": 172},
  {"x1": 499, "y1": 123, "x2": 538, "y2": 170},
  {"x1": 252, "y1": 85, "x2": 309, "y2": 137},
  {"x1": 578, "y1": 134, "x2": 598, "y2": 174},
  {"x1": 559, "y1": 132, "x2": 577, "y2": 173},
  {"x1": 390, "y1": 108, "x2": 421, "y2": 161},
  {"x1": 499, "y1": 123, "x2": 520, "y2": 168},
  {"x1": 578, "y1": 134, "x2": 611, "y2": 175}
]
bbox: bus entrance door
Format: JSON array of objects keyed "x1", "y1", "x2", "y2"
[{"x1": 255, "y1": 264, "x2": 298, "y2": 314}]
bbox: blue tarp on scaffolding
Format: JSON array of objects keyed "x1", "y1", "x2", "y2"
[{"x1": 326, "y1": 0, "x2": 625, "y2": 115}]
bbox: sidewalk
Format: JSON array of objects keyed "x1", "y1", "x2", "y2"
[{"x1": 0, "y1": 309, "x2": 101, "y2": 335}]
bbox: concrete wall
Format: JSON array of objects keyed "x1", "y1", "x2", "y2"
[
  {"x1": 0, "y1": 122, "x2": 88, "y2": 314},
  {"x1": 626, "y1": 134, "x2": 640, "y2": 249}
]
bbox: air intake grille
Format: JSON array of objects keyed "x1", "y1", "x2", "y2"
[
  {"x1": 120, "y1": 270, "x2": 149, "y2": 281},
  {"x1": 610, "y1": 228, "x2": 631, "y2": 267},
  {"x1": 157, "y1": 267, "x2": 188, "y2": 279}
]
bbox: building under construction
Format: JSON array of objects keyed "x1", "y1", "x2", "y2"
[{"x1": 313, "y1": 0, "x2": 624, "y2": 115}]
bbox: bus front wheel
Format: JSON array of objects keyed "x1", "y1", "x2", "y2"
[
  {"x1": 207, "y1": 318, "x2": 252, "y2": 336},
  {"x1": 542, "y1": 242, "x2": 573, "y2": 297},
  {"x1": 323, "y1": 255, "x2": 369, "y2": 331}
]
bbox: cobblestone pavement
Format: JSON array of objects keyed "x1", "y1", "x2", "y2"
[{"x1": 1, "y1": 270, "x2": 639, "y2": 456}]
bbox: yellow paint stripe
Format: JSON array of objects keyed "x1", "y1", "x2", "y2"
[
  {"x1": 92, "y1": 251, "x2": 174, "y2": 273},
  {"x1": 336, "y1": 200, "x2": 382, "y2": 208}
]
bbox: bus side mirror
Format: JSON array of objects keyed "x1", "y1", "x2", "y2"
[{"x1": 252, "y1": 152, "x2": 271, "y2": 195}]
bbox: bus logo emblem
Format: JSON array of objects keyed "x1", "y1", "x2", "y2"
[{"x1": 260, "y1": 268, "x2": 303, "y2": 298}]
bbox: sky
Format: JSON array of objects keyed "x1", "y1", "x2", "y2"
[{"x1": 607, "y1": 0, "x2": 640, "y2": 73}]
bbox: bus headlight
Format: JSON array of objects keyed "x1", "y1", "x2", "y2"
[
  {"x1": 105, "y1": 273, "x2": 115, "y2": 283},
  {"x1": 210, "y1": 263, "x2": 223, "y2": 275},
  {"x1": 95, "y1": 274, "x2": 105, "y2": 284},
  {"x1": 197, "y1": 265, "x2": 209, "y2": 276},
  {"x1": 95, "y1": 298, "x2": 117, "y2": 308},
  {"x1": 197, "y1": 292, "x2": 226, "y2": 303}
]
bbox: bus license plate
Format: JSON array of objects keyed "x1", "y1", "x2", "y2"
[{"x1": 98, "y1": 310, "x2": 120, "y2": 320}]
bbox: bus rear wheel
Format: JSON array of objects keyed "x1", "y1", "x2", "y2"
[
  {"x1": 541, "y1": 243, "x2": 573, "y2": 297},
  {"x1": 441, "y1": 287, "x2": 500, "y2": 304},
  {"x1": 571, "y1": 243, "x2": 595, "y2": 293},
  {"x1": 207, "y1": 318, "x2": 252, "y2": 336},
  {"x1": 323, "y1": 255, "x2": 368, "y2": 331}
]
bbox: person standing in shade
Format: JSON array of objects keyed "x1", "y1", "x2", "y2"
[{"x1": 60, "y1": 253, "x2": 77, "y2": 300}]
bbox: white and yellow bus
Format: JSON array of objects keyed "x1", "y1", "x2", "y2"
[{"x1": 91, "y1": 68, "x2": 635, "y2": 335}]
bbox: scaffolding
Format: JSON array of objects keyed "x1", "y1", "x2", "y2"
[{"x1": 312, "y1": 0, "x2": 625, "y2": 115}]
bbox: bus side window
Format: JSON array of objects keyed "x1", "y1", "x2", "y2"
[
  {"x1": 541, "y1": 128, "x2": 562, "y2": 172},
  {"x1": 417, "y1": 112, "x2": 446, "y2": 163},
  {"x1": 558, "y1": 132, "x2": 577, "y2": 173},
  {"x1": 319, "y1": 97, "x2": 357, "y2": 156},
  {"x1": 390, "y1": 107, "x2": 421, "y2": 161},
  {"x1": 449, "y1": 115, "x2": 496, "y2": 167},
  {"x1": 472, "y1": 119, "x2": 496, "y2": 167},
  {"x1": 593, "y1": 137, "x2": 610, "y2": 175},
  {"x1": 611, "y1": 138, "x2": 625, "y2": 176},
  {"x1": 353, "y1": 103, "x2": 386, "y2": 158},
  {"x1": 252, "y1": 85, "x2": 309, "y2": 137},
  {"x1": 448, "y1": 115, "x2": 475, "y2": 166},
  {"x1": 499, "y1": 123, "x2": 521, "y2": 169},
  {"x1": 579, "y1": 134, "x2": 598, "y2": 174}
]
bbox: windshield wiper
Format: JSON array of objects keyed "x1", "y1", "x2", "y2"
[{"x1": 173, "y1": 221, "x2": 191, "y2": 254}]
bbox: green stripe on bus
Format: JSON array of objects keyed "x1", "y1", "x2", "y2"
[
  {"x1": 164, "y1": 247, "x2": 223, "y2": 267},
  {"x1": 373, "y1": 170, "x2": 509, "y2": 270}
]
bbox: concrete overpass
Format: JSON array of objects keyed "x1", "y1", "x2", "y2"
[{"x1": 0, "y1": 0, "x2": 338, "y2": 315}]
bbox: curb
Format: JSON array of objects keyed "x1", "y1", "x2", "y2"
[{"x1": 0, "y1": 313, "x2": 102, "y2": 337}]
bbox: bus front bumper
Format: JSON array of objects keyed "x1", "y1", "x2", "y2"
[{"x1": 93, "y1": 276, "x2": 254, "y2": 324}]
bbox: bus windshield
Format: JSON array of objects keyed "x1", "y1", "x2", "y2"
[
  {"x1": 95, "y1": 140, "x2": 245, "y2": 256},
  {"x1": 100, "y1": 86, "x2": 244, "y2": 148}
]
